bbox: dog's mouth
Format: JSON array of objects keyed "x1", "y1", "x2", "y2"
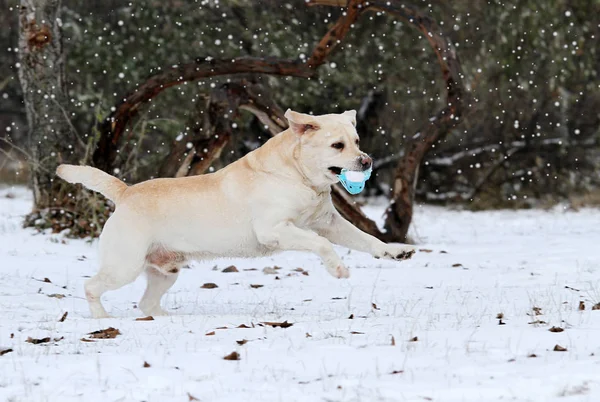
[{"x1": 328, "y1": 166, "x2": 343, "y2": 175}]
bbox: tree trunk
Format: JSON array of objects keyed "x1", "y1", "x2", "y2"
[
  {"x1": 18, "y1": 0, "x2": 96, "y2": 236},
  {"x1": 365, "y1": 1, "x2": 467, "y2": 242},
  {"x1": 18, "y1": 0, "x2": 81, "y2": 209}
]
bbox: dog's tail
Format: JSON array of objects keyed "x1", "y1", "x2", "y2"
[{"x1": 56, "y1": 164, "x2": 127, "y2": 204}]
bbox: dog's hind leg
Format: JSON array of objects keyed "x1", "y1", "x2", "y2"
[
  {"x1": 85, "y1": 258, "x2": 146, "y2": 319},
  {"x1": 138, "y1": 250, "x2": 184, "y2": 316},
  {"x1": 138, "y1": 266, "x2": 180, "y2": 316},
  {"x1": 85, "y1": 215, "x2": 149, "y2": 318}
]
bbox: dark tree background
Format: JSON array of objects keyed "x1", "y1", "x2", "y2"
[{"x1": 1, "y1": 0, "x2": 598, "y2": 237}]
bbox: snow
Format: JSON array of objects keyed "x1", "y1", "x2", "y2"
[{"x1": 1, "y1": 186, "x2": 600, "y2": 401}]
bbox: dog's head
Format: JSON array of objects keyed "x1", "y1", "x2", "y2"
[{"x1": 284, "y1": 109, "x2": 372, "y2": 188}]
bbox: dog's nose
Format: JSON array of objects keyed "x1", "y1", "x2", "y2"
[{"x1": 360, "y1": 154, "x2": 373, "y2": 169}]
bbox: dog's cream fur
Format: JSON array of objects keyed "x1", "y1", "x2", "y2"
[{"x1": 57, "y1": 109, "x2": 415, "y2": 318}]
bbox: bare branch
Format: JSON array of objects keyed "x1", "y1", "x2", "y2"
[{"x1": 306, "y1": 0, "x2": 365, "y2": 68}]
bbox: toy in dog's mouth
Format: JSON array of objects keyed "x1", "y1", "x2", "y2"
[{"x1": 332, "y1": 167, "x2": 372, "y2": 195}]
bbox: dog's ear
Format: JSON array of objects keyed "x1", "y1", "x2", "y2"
[
  {"x1": 284, "y1": 109, "x2": 320, "y2": 135},
  {"x1": 343, "y1": 110, "x2": 357, "y2": 126}
]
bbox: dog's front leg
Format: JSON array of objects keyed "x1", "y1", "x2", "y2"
[
  {"x1": 255, "y1": 221, "x2": 349, "y2": 278},
  {"x1": 315, "y1": 212, "x2": 415, "y2": 261}
]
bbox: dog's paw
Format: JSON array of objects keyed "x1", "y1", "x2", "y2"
[
  {"x1": 328, "y1": 264, "x2": 350, "y2": 279},
  {"x1": 374, "y1": 245, "x2": 416, "y2": 261},
  {"x1": 336, "y1": 265, "x2": 350, "y2": 278}
]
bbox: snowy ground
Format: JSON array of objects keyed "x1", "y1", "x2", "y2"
[{"x1": 1, "y1": 185, "x2": 600, "y2": 402}]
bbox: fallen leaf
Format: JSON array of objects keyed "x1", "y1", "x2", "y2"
[
  {"x1": 496, "y1": 313, "x2": 504, "y2": 319},
  {"x1": 205, "y1": 331, "x2": 216, "y2": 336},
  {"x1": 302, "y1": 271, "x2": 309, "y2": 276},
  {"x1": 391, "y1": 336, "x2": 396, "y2": 346},
  {"x1": 201, "y1": 283, "x2": 218, "y2": 289},
  {"x1": 350, "y1": 331, "x2": 364, "y2": 335},
  {"x1": 331, "y1": 297, "x2": 345, "y2": 300},
  {"x1": 452, "y1": 263, "x2": 462, "y2": 267},
  {"x1": 565, "y1": 285, "x2": 580, "y2": 292},
  {"x1": 237, "y1": 324, "x2": 251, "y2": 329},
  {"x1": 499, "y1": 319, "x2": 506, "y2": 325},
  {"x1": 58, "y1": 312, "x2": 68, "y2": 322},
  {"x1": 592, "y1": 303, "x2": 600, "y2": 310},
  {"x1": 409, "y1": 336, "x2": 419, "y2": 342},
  {"x1": 391, "y1": 370, "x2": 404, "y2": 374},
  {"x1": 10, "y1": 333, "x2": 14, "y2": 339},
  {"x1": 372, "y1": 303, "x2": 380, "y2": 310},
  {"x1": 579, "y1": 301, "x2": 585, "y2": 311},
  {"x1": 303, "y1": 299, "x2": 312, "y2": 302},
  {"x1": 250, "y1": 284, "x2": 264, "y2": 289},
  {"x1": 236, "y1": 339, "x2": 248, "y2": 345},
  {"x1": 306, "y1": 332, "x2": 312, "y2": 338},
  {"x1": 425, "y1": 286, "x2": 434, "y2": 289},
  {"x1": 528, "y1": 320, "x2": 547, "y2": 325},
  {"x1": 507, "y1": 358, "x2": 516, "y2": 362},
  {"x1": 87, "y1": 327, "x2": 121, "y2": 339},
  {"x1": 243, "y1": 268, "x2": 258, "y2": 271},
  {"x1": 188, "y1": 392, "x2": 200, "y2": 401},
  {"x1": 26, "y1": 337, "x2": 51, "y2": 344},
  {"x1": 533, "y1": 307, "x2": 542, "y2": 315},
  {"x1": 293, "y1": 268, "x2": 305, "y2": 272},
  {"x1": 47, "y1": 293, "x2": 65, "y2": 299},
  {"x1": 549, "y1": 326, "x2": 564, "y2": 333},
  {"x1": 419, "y1": 249, "x2": 433, "y2": 253},
  {"x1": 135, "y1": 316, "x2": 155, "y2": 321},
  {"x1": 223, "y1": 351, "x2": 240, "y2": 360},
  {"x1": 348, "y1": 314, "x2": 354, "y2": 319},
  {"x1": 43, "y1": 277, "x2": 52, "y2": 283},
  {"x1": 554, "y1": 344, "x2": 567, "y2": 352},
  {"x1": 0, "y1": 347, "x2": 13, "y2": 356},
  {"x1": 439, "y1": 250, "x2": 448, "y2": 254},
  {"x1": 216, "y1": 326, "x2": 228, "y2": 330},
  {"x1": 143, "y1": 361, "x2": 151, "y2": 368},
  {"x1": 528, "y1": 353, "x2": 537, "y2": 358},
  {"x1": 80, "y1": 338, "x2": 96, "y2": 342},
  {"x1": 222, "y1": 265, "x2": 239, "y2": 273},
  {"x1": 262, "y1": 321, "x2": 293, "y2": 328}
]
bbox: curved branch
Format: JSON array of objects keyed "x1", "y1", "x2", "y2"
[{"x1": 92, "y1": 57, "x2": 311, "y2": 171}]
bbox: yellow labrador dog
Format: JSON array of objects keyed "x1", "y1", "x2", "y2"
[{"x1": 57, "y1": 109, "x2": 415, "y2": 318}]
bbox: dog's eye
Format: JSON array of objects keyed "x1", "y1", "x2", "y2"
[
  {"x1": 355, "y1": 139, "x2": 359, "y2": 146},
  {"x1": 331, "y1": 142, "x2": 345, "y2": 150}
]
